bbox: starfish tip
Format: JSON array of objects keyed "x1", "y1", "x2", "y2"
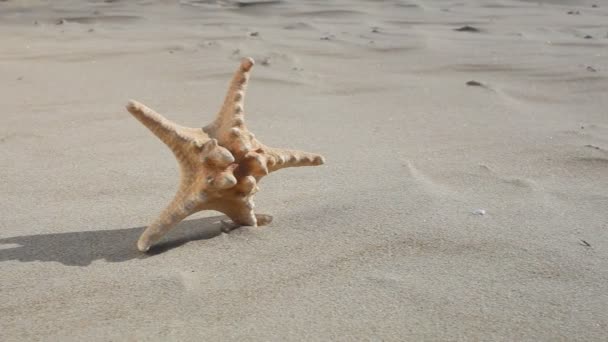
[
  {"x1": 125, "y1": 99, "x2": 139, "y2": 112},
  {"x1": 137, "y1": 239, "x2": 151, "y2": 253},
  {"x1": 241, "y1": 57, "x2": 255, "y2": 71}
]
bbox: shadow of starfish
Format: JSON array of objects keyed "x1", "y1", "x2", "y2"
[{"x1": 0, "y1": 216, "x2": 227, "y2": 266}]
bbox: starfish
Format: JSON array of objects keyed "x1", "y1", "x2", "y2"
[{"x1": 126, "y1": 57, "x2": 325, "y2": 252}]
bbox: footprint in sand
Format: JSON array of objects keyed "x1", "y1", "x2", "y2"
[
  {"x1": 54, "y1": 15, "x2": 141, "y2": 25},
  {"x1": 478, "y1": 164, "x2": 537, "y2": 190},
  {"x1": 572, "y1": 156, "x2": 608, "y2": 166},
  {"x1": 283, "y1": 22, "x2": 314, "y2": 30},
  {"x1": 402, "y1": 161, "x2": 456, "y2": 197}
]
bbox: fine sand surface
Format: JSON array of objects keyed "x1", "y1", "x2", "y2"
[{"x1": 1, "y1": 0, "x2": 607, "y2": 340}]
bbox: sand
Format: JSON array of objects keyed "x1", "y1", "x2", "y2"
[{"x1": 1, "y1": 0, "x2": 607, "y2": 340}]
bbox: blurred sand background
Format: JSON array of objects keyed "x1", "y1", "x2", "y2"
[{"x1": 1, "y1": 0, "x2": 607, "y2": 340}]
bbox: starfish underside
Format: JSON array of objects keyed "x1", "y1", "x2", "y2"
[{"x1": 126, "y1": 57, "x2": 325, "y2": 252}]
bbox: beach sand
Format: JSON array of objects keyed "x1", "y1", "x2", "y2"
[{"x1": 1, "y1": 0, "x2": 607, "y2": 340}]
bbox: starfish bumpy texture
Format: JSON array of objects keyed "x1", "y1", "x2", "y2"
[{"x1": 126, "y1": 57, "x2": 325, "y2": 252}]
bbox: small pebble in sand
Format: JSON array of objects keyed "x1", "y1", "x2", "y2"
[
  {"x1": 232, "y1": 48, "x2": 241, "y2": 55},
  {"x1": 88, "y1": 28, "x2": 95, "y2": 33},
  {"x1": 371, "y1": 27, "x2": 380, "y2": 33},
  {"x1": 579, "y1": 239, "x2": 591, "y2": 247},
  {"x1": 567, "y1": 10, "x2": 580, "y2": 15},
  {"x1": 261, "y1": 57, "x2": 270, "y2": 66},
  {"x1": 592, "y1": 4, "x2": 598, "y2": 8},
  {"x1": 34, "y1": 21, "x2": 39, "y2": 25},
  {"x1": 466, "y1": 80, "x2": 484, "y2": 87},
  {"x1": 248, "y1": 31, "x2": 259, "y2": 37},
  {"x1": 584, "y1": 35, "x2": 593, "y2": 39},
  {"x1": 320, "y1": 36, "x2": 332, "y2": 40},
  {"x1": 56, "y1": 19, "x2": 67, "y2": 25},
  {"x1": 17, "y1": 77, "x2": 23, "y2": 81},
  {"x1": 455, "y1": 25, "x2": 480, "y2": 33},
  {"x1": 472, "y1": 209, "x2": 486, "y2": 216},
  {"x1": 586, "y1": 66, "x2": 598, "y2": 72}
]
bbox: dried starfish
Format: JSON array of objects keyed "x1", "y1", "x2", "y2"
[{"x1": 126, "y1": 57, "x2": 325, "y2": 252}]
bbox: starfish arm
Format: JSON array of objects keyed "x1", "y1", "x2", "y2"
[
  {"x1": 265, "y1": 147, "x2": 325, "y2": 173},
  {"x1": 203, "y1": 58, "x2": 254, "y2": 136},
  {"x1": 126, "y1": 100, "x2": 206, "y2": 160},
  {"x1": 221, "y1": 213, "x2": 273, "y2": 232},
  {"x1": 254, "y1": 213, "x2": 273, "y2": 226},
  {"x1": 136, "y1": 191, "x2": 202, "y2": 252},
  {"x1": 206, "y1": 188, "x2": 258, "y2": 227},
  {"x1": 227, "y1": 209, "x2": 258, "y2": 227}
]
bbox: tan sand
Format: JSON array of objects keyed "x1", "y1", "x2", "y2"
[{"x1": 1, "y1": 0, "x2": 607, "y2": 340}]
